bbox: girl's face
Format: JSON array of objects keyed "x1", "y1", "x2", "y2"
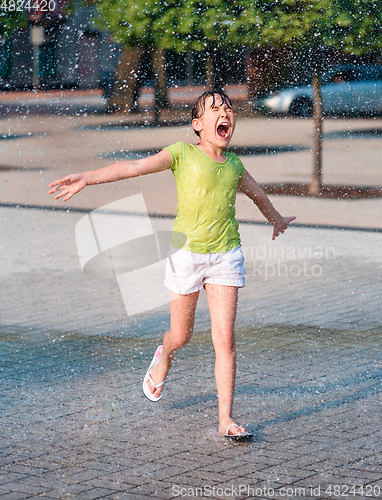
[{"x1": 192, "y1": 95, "x2": 235, "y2": 148}]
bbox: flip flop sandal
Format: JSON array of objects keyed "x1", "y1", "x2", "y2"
[
  {"x1": 222, "y1": 423, "x2": 253, "y2": 441},
  {"x1": 143, "y1": 345, "x2": 166, "y2": 402}
]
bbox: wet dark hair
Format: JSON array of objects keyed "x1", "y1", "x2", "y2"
[{"x1": 191, "y1": 90, "x2": 232, "y2": 136}]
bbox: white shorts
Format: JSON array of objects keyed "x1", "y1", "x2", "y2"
[{"x1": 164, "y1": 246, "x2": 245, "y2": 295}]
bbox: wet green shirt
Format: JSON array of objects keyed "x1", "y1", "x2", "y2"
[{"x1": 164, "y1": 142, "x2": 245, "y2": 253}]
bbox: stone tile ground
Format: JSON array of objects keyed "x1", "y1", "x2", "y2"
[
  {"x1": 1, "y1": 322, "x2": 382, "y2": 499},
  {"x1": 1, "y1": 109, "x2": 382, "y2": 499}
]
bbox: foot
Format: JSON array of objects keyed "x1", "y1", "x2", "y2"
[
  {"x1": 146, "y1": 361, "x2": 167, "y2": 399},
  {"x1": 143, "y1": 346, "x2": 167, "y2": 402},
  {"x1": 219, "y1": 420, "x2": 253, "y2": 440}
]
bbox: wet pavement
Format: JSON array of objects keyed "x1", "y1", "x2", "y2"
[
  {"x1": 0, "y1": 85, "x2": 247, "y2": 116},
  {"x1": 1, "y1": 97, "x2": 382, "y2": 499}
]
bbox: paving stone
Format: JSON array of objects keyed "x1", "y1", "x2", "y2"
[
  {"x1": 1, "y1": 114, "x2": 382, "y2": 499},
  {"x1": 0, "y1": 482, "x2": 50, "y2": 495},
  {"x1": 34, "y1": 483, "x2": 94, "y2": 498},
  {"x1": 0, "y1": 473, "x2": 28, "y2": 485},
  {"x1": 0, "y1": 493, "x2": 32, "y2": 500},
  {"x1": 67, "y1": 487, "x2": 117, "y2": 499},
  {"x1": 103, "y1": 493, "x2": 158, "y2": 500},
  {"x1": 81, "y1": 478, "x2": 135, "y2": 491}
]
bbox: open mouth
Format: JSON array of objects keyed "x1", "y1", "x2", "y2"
[{"x1": 217, "y1": 123, "x2": 230, "y2": 139}]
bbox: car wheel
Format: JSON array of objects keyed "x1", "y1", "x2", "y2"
[{"x1": 289, "y1": 97, "x2": 313, "y2": 117}]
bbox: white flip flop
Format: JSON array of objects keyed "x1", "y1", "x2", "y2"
[
  {"x1": 222, "y1": 423, "x2": 253, "y2": 441},
  {"x1": 143, "y1": 345, "x2": 166, "y2": 402}
]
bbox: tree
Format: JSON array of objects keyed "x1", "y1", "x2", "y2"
[
  {"x1": 65, "y1": 0, "x2": 236, "y2": 111},
  {"x1": 240, "y1": 0, "x2": 382, "y2": 195},
  {"x1": 0, "y1": 11, "x2": 26, "y2": 38},
  {"x1": 91, "y1": 0, "x2": 171, "y2": 114},
  {"x1": 155, "y1": 0, "x2": 241, "y2": 90},
  {"x1": 86, "y1": 0, "x2": 254, "y2": 110}
]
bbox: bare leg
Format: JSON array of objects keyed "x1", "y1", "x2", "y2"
[
  {"x1": 146, "y1": 290, "x2": 199, "y2": 399},
  {"x1": 205, "y1": 284, "x2": 249, "y2": 436}
]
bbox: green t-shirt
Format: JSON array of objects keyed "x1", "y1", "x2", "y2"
[{"x1": 164, "y1": 142, "x2": 245, "y2": 253}]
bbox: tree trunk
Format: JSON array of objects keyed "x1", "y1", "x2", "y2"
[
  {"x1": 108, "y1": 47, "x2": 145, "y2": 113},
  {"x1": 310, "y1": 71, "x2": 323, "y2": 196},
  {"x1": 151, "y1": 48, "x2": 169, "y2": 122},
  {"x1": 206, "y1": 54, "x2": 213, "y2": 90},
  {"x1": 151, "y1": 48, "x2": 168, "y2": 108}
]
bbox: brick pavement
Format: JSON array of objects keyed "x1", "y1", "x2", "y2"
[
  {"x1": 1, "y1": 206, "x2": 382, "y2": 499},
  {"x1": 1, "y1": 108, "x2": 382, "y2": 499},
  {"x1": 0, "y1": 85, "x2": 248, "y2": 116},
  {"x1": 0, "y1": 110, "x2": 381, "y2": 229},
  {"x1": 1, "y1": 322, "x2": 382, "y2": 499}
]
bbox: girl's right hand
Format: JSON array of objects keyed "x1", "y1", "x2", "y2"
[
  {"x1": 272, "y1": 216, "x2": 296, "y2": 240},
  {"x1": 48, "y1": 173, "x2": 86, "y2": 202}
]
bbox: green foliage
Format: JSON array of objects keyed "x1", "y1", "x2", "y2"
[
  {"x1": 92, "y1": 0, "x2": 254, "y2": 51},
  {"x1": 241, "y1": 0, "x2": 382, "y2": 55},
  {"x1": 325, "y1": 0, "x2": 382, "y2": 54},
  {"x1": 154, "y1": 0, "x2": 237, "y2": 51},
  {"x1": 92, "y1": 0, "x2": 178, "y2": 48},
  {"x1": 0, "y1": 10, "x2": 26, "y2": 38},
  {"x1": 79, "y1": 0, "x2": 382, "y2": 55}
]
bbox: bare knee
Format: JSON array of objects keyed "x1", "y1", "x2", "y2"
[
  {"x1": 212, "y1": 330, "x2": 236, "y2": 354},
  {"x1": 165, "y1": 327, "x2": 193, "y2": 352},
  {"x1": 172, "y1": 336, "x2": 190, "y2": 351}
]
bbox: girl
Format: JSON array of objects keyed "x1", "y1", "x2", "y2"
[{"x1": 49, "y1": 90, "x2": 295, "y2": 440}]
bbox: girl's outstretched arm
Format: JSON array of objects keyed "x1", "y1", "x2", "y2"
[
  {"x1": 48, "y1": 149, "x2": 173, "y2": 202},
  {"x1": 238, "y1": 169, "x2": 296, "y2": 240}
]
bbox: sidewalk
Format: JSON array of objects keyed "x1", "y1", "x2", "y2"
[
  {"x1": 1, "y1": 205, "x2": 382, "y2": 499},
  {"x1": 0, "y1": 88, "x2": 108, "y2": 115},
  {"x1": 0, "y1": 84, "x2": 249, "y2": 116},
  {"x1": 0, "y1": 110, "x2": 381, "y2": 230},
  {"x1": 1, "y1": 110, "x2": 382, "y2": 499}
]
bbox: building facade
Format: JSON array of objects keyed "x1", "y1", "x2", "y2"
[{"x1": 0, "y1": 7, "x2": 120, "y2": 91}]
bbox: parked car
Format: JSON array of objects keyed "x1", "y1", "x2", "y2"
[{"x1": 255, "y1": 65, "x2": 382, "y2": 117}]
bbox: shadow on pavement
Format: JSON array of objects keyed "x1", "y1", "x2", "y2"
[{"x1": 262, "y1": 182, "x2": 382, "y2": 199}]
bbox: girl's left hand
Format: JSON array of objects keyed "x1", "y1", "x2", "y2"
[{"x1": 272, "y1": 216, "x2": 296, "y2": 240}]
